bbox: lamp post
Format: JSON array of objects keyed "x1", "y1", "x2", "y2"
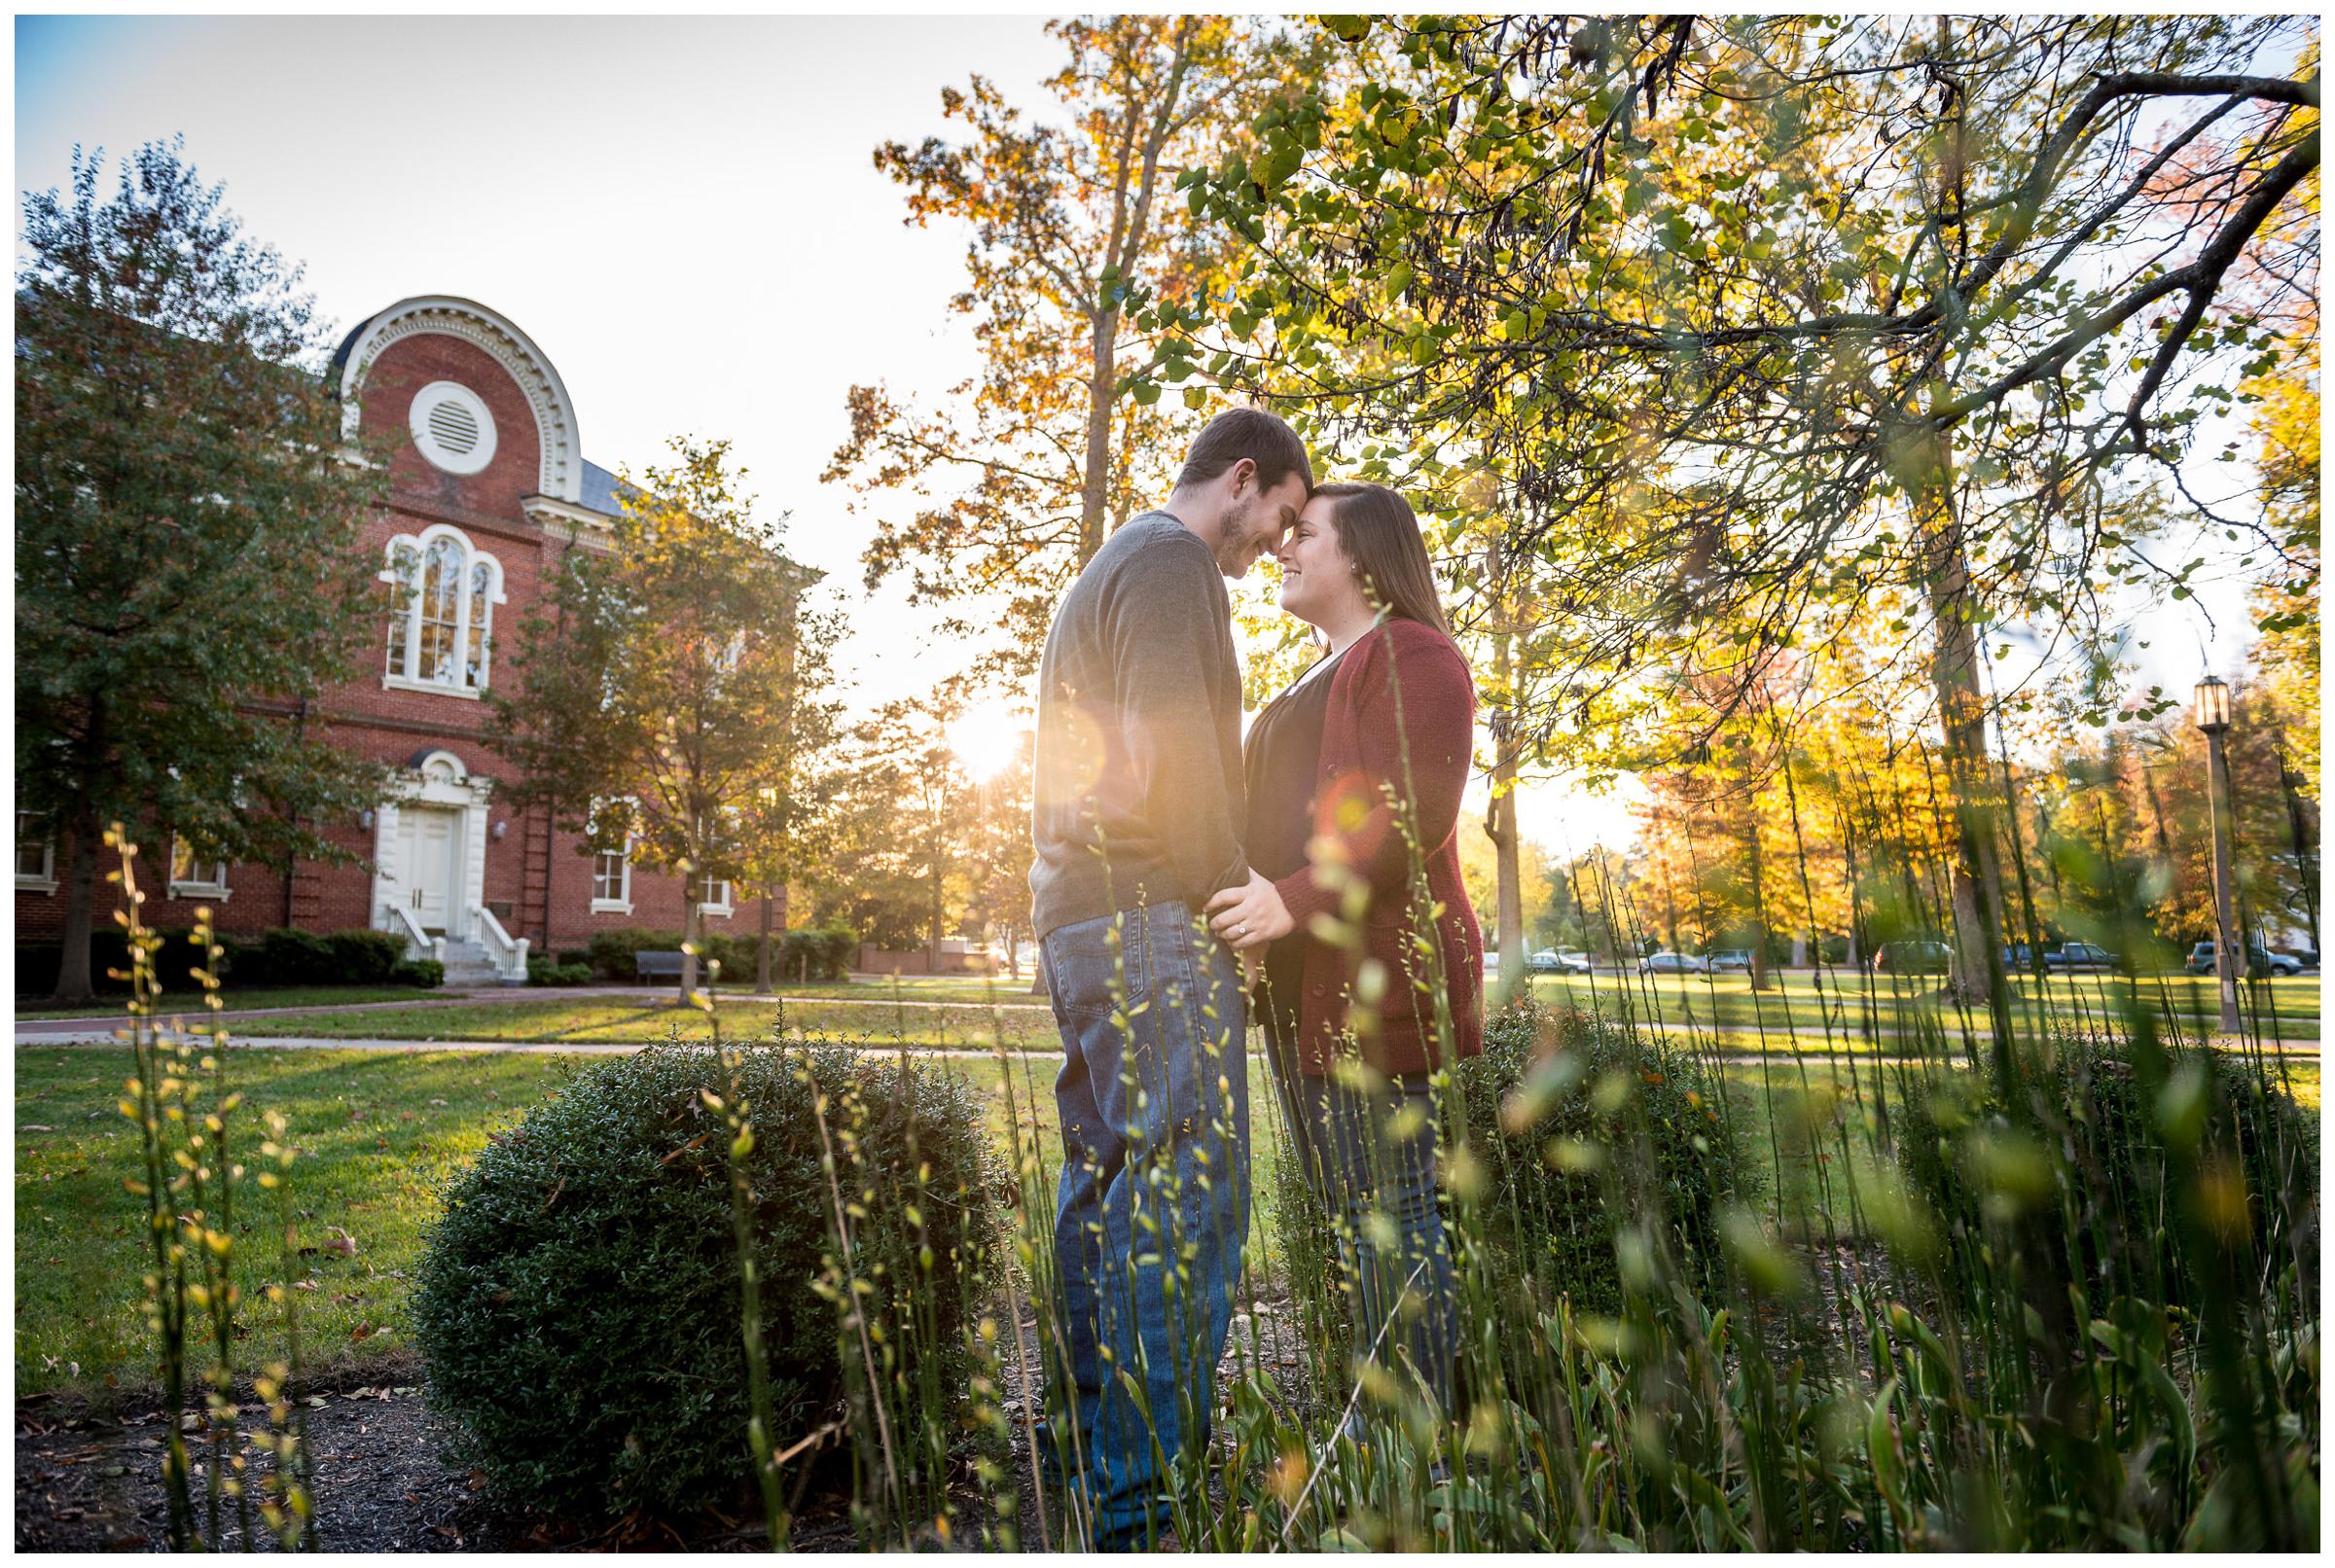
[{"x1": 2193, "y1": 675, "x2": 2242, "y2": 1034}]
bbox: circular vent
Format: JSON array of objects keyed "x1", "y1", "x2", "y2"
[{"x1": 409, "y1": 381, "x2": 498, "y2": 476}]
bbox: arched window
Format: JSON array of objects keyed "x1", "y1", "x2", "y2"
[{"x1": 379, "y1": 527, "x2": 504, "y2": 697}]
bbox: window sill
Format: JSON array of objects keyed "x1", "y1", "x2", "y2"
[
  {"x1": 591, "y1": 899, "x2": 633, "y2": 915},
  {"x1": 16, "y1": 876, "x2": 57, "y2": 895},
  {"x1": 697, "y1": 905, "x2": 734, "y2": 919},
  {"x1": 382, "y1": 673, "x2": 484, "y2": 701},
  {"x1": 169, "y1": 883, "x2": 233, "y2": 901}
]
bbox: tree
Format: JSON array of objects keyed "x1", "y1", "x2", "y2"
[
  {"x1": 810, "y1": 698, "x2": 971, "y2": 969},
  {"x1": 1161, "y1": 15, "x2": 2318, "y2": 1016},
  {"x1": 485, "y1": 439, "x2": 818, "y2": 998},
  {"x1": 16, "y1": 140, "x2": 394, "y2": 1003},
  {"x1": 957, "y1": 728, "x2": 1036, "y2": 980},
  {"x1": 824, "y1": 17, "x2": 1321, "y2": 688},
  {"x1": 735, "y1": 608, "x2": 845, "y2": 991}
]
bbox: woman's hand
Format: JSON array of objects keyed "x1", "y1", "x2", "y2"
[{"x1": 1205, "y1": 870, "x2": 1294, "y2": 951}]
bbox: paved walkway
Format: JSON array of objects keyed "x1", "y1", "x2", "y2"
[{"x1": 18, "y1": 1022, "x2": 2317, "y2": 1061}]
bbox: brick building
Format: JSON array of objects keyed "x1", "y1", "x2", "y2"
[{"x1": 15, "y1": 295, "x2": 775, "y2": 984}]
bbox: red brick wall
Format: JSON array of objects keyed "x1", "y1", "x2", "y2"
[{"x1": 15, "y1": 318, "x2": 771, "y2": 970}]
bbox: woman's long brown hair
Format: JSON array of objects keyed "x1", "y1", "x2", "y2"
[{"x1": 1311, "y1": 481, "x2": 1453, "y2": 637}]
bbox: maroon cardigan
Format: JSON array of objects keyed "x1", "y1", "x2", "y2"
[{"x1": 1270, "y1": 617, "x2": 1485, "y2": 1076}]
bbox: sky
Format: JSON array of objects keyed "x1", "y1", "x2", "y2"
[{"x1": 15, "y1": 15, "x2": 2281, "y2": 868}]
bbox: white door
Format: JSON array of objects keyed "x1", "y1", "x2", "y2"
[{"x1": 396, "y1": 808, "x2": 460, "y2": 933}]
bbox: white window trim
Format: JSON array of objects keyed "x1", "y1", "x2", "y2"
[
  {"x1": 15, "y1": 814, "x2": 56, "y2": 894},
  {"x1": 591, "y1": 837, "x2": 634, "y2": 915},
  {"x1": 379, "y1": 523, "x2": 506, "y2": 699},
  {"x1": 696, "y1": 876, "x2": 733, "y2": 917},
  {"x1": 167, "y1": 836, "x2": 233, "y2": 901}
]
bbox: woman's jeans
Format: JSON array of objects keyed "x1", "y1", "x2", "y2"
[
  {"x1": 1039, "y1": 901, "x2": 1250, "y2": 1549},
  {"x1": 1268, "y1": 1033, "x2": 1456, "y2": 1426}
]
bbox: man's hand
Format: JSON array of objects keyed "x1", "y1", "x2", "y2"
[{"x1": 1205, "y1": 870, "x2": 1294, "y2": 951}]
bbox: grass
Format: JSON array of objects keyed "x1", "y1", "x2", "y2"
[
  {"x1": 225, "y1": 997, "x2": 1064, "y2": 1050},
  {"x1": 12, "y1": 1038, "x2": 1285, "y2": 1401},
  {"x1": 28, "y1": 1027, "x2": 2312, "y2": 1408},
  {"x1": 1525, "y1": 970, "x2": 2322, "y2": 1038},
  {"x1": 15, "y1": 984, "x2": 455, "y2": 1020}
]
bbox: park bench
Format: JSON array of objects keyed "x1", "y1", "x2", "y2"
[{"x1": 633, "y1": 950, "x2": 691, "y2": 983}]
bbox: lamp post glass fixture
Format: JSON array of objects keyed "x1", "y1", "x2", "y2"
[{"x1": 2193, "y1": 675, "x2": 2243, "y2": 1034}]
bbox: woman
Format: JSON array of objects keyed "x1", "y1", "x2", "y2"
[{"x1": 1204, "y1": 481, "x2": 1484, "y2": 1431}]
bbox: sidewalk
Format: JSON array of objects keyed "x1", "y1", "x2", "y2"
[{"x1": 18, "y1": 1022, "x2": 2317, "y2": 1060}]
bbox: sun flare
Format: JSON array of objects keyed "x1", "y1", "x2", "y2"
[{"x1": 946, "y1": 700, "x2": 1029, "y2": 784}]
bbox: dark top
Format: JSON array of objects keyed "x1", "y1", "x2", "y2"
[
  {"x1": 1029, "y1": 513, "x2": 1250, "y2": 940},
  {"x1": 1241, "y1": 647, "x2": 1348, "y2": 1059}
]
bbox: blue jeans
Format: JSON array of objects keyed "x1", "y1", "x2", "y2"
[
  {"x1": 1039, "y1": 901, "x2": 1250, "y2": 1549},
  {"x1": 1270, "y1": 1047, "x2": 1456, "y2": 1423}
]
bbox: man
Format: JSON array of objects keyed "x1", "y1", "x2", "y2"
[{"x1": 1029, "y1": 406, "x2": 1312, "y2": 1548}]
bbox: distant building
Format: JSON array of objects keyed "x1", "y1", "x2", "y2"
[{"x1": 15, "y1": 295, "x2": 781, "y2": 983}]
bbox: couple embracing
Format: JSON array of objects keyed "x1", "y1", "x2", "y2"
[{"x1": 1028, "y1": 408, "x2": 1485, "y2": 1547}]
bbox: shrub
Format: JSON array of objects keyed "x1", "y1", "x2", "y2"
[
  {"x1": 526, "y1": 958, "x2": 593, "y2": 987},
  {"x1": 412, "y1": 1042, "x2": 996, "y2": 1518},
  {"x1": 779, "y1": 925, "x2": 858, "y2": 982},
  {"x1": 1895, "y1": 1031, "x2": 2318, "y2": 1309},
  {"x1": 391, "y1": 958, "x2": 444, "y2": 989},
  {"x1": 1454, "y1": 998, "x2": 1754, "y2": 1317},
  {"x1": 555, "y1": 948, "x2": 593, "y2": 970},
  {"x1": 18, "y1": 929, "x2": 215, "y2": 995},
  {"x1": 584, "y1": 927, "x2": 676, "y2": 981},
  {"x1": 324, "y1": 928, "x2": 407, "y2": 984}
]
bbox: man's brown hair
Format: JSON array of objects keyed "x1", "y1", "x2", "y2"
[{"x1": 1175, "y1": 407, "x2": 1314, "y2": 497}]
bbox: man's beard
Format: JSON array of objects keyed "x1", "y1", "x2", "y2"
[{"x1": 1211, "y1": 493, "x2": 1259, "y2": 575}]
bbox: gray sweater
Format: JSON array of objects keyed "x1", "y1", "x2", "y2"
[{"x1": 1029, "y1": 513, "x2": 1249, "y2": 939}]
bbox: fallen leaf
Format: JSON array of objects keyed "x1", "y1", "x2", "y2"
[{"x1": 321, "y1": 1227, "x2": 358, "y2": 1259}]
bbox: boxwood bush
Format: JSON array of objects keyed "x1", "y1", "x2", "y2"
[
  {"x1": 1895, "y1": 1028, "x2": 2318, "y2": 1310},
  {"x1": 1455, "y1": 998, "x2": 1754, "y2": 1316},
  {"x1": 412, "y1": 1042, "x2": 996, "y2": 1519}
]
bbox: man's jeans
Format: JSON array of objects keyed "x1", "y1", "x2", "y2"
[
  {"x1": 1269, "y1": 1047, "x2": 1456, "y2": 1424},
  {"x1": 1039, "y1": 901, "x2": 1249, "y2": 1549}
]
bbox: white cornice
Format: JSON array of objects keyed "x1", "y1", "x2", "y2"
[{"x1": 339, "y1": 297, "x2": 583, "y2": 504}]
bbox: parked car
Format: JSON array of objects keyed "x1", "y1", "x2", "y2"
[
  {"x1": 1876, "y1": 940, "x2": 1955, "y2": 975},
  {"x1": 2186, "y1": 940, "x2": 2304, "y2": 978},
  {"x1": 1706, "y1": 948, "x2": 1753, "y2": 973},
  {"x1": 1526, "y1": 948, "x2": 1593, "y2": 975},
  {"x1": 2046, "y1": 941, "x2": 2121, "y2": 974},
  {"x1": 1638, "y1": 950, "x2": 1710, "y2": 976},
  {"x1": 2000, "y1": 943, "x2": 2040, "y2": 970}
]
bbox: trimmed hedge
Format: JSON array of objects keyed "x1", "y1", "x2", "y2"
[
  {"x1": 17, "y1": 925, "x2": 414, "y2": 996},
  {"x1": 412, "y1": 1043, "x2": 995, "y2": 1518},
  {"x1": 583, "y1": 924, "x2": 858, "y2": 984},
  {"x1": 391, "y1": 959, "x2": 445, "y2": 989},
  {"x1": 526, "y1": 958, "x2": 593, "y2": 987}
]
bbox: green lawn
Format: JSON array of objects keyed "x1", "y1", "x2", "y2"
[
  {"x1": 1525, "y1": 971, "x2": 2321, "y2": 1039},
  {"x1": 18, "y1": 1037, "x2": 2316, "y2": 1401},
  {"x1": 12, "y1": 1041, "x2": 1275, "y2": 1400},
  {"x1": 225, "y1": 996, "x2": 1064, "y2": 1050},
  {"x1": 16, "y1": 984, "x2": 458, "y2": 1021}
]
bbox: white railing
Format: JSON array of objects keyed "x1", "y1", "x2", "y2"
[
  {"x1": 473, "y1": 905, "x2": 530, "y2": 983},
  {"x1": 380, "y1": 902, "x2": 446, "y2": 966}
]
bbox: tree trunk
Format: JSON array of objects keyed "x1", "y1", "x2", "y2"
[
  {"x1": 1078, "y1": 309, "x2": 1117, "y2": 564},
  {"x1": 1487, "y1": 546, "x2": 1525, "y2": 995},
  {"x1": 680, "y1": 884, "x2": 701, "y2": 1001},
  {"x1": 2277, "y1": 747, "x2": 2319, "y2": 952},
  {"x1": 52, "y1": 810, "x2": 103, "y2": 1006},
  {"x1": 757, "y1": 885, "x2": 775, "y2": 993},
  {"x1": 1916, "y1": 447, "x2": 2013, "y2": 1041},
  {"x1": 1743, "y1": 801, "x2": 1773, "y2": 993}
]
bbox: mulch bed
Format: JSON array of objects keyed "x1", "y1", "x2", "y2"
[{"x1": 16, "y1": 1279, "x2": 1326, "y2": 1553}]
